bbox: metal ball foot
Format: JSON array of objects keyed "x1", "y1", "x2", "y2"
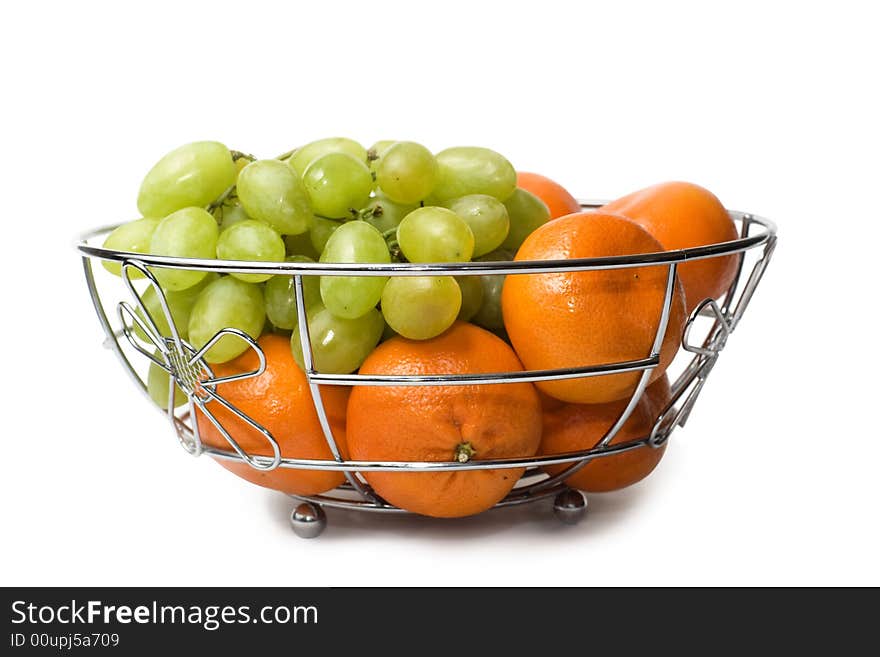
[
  {"x1": 290, "y1": 502, "x2": 327, "y2": 538},
  {"x1": 553, "y1": 489, "x2": 588, "y2": 525}
]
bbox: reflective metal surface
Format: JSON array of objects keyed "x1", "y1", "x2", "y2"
[{"x1": 77, "y1": 202, "x2": 776, "y2": 533}]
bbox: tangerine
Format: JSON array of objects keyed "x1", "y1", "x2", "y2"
[
  {"x1": 501, "y1": 211, "x2": 686, "y2": 404},
  {"x1": 516, "y1": 171, "x2": 581, "y2": 219},
  {"x1": 346, "y1": 322, "x2": 542, "y2": 517},
  {"x1": 195, "y1": 334, "x2": 349, "y2": 496},
  {"x1": 602, "y1": 181, "x2": 739, "y2": 313},
  {"x1": 541, "y1": 376, "x2": 672, "y2": 492}
]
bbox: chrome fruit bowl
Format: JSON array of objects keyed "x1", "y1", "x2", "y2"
[{"x1": 76, "y1": 201, "x2": 776, "y2": 537}]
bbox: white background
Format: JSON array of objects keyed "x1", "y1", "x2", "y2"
[{"x1": 2, "y1": 0, "x2": 878, "y2": 586}]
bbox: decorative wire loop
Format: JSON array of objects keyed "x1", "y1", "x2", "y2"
[
  {"x1": 650, "y1": 367, "x2": 711, "y2": 447},
  {"x1": 115, "y1": 260, "x2": 282, "y2": 471},
  {"x1": 682, "y1": 298, "x2": 732, "y2": 357}
]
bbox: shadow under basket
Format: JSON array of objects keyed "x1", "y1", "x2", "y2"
[{"x1": 76, "y1": 200, "x2": 777, "y2": 537}]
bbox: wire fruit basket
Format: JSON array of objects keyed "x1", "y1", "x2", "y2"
[{"x1": 76, "y1": 201, "x2": 776, "y2": 538}]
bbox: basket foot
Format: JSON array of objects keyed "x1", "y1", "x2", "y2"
[
  {"x1": 553, "y1": 489, "x2": 588, "y2": 525},
  {"x1": 290, "y1": 502, "x2": 327, "y2": 538}
]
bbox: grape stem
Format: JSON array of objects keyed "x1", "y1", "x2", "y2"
[
  {"x1": 352, "y1": 205, "x2": 381, "y2": 222},
  {"x1": 388, "y1": 241, "x2": 407, "y2": 263},
  {"x1": 207, "y1": 184, "x2": 237, "y2": 213},
  {"x1": 206, "y1": 147, "x2": 253, "y2": 213}
]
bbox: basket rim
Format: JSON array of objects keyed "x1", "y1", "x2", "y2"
[{"x1": 73, "y1": 203, "x2": 776, "y2": 276}]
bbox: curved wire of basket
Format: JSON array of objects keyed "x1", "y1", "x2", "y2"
[
  {"x1": 114, "y1": 260, "x2": 283, "y2": 471},
  {"x1": 76, "y1": 202, "x2": 777, "y2": 512}
]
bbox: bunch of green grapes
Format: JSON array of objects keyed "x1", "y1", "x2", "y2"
[{"x1": 101, "y1": 138, "x2": 551, "y2": 403}]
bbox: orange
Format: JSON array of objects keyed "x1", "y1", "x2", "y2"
[
  {"x1": 541, "y1": 376, "x2": 672, "y2": 492},
  {"x1": 537, "y1": 388, "x2": 566, "y2": 412},
  {"x1": 195, "y1": 334, "x2": 349, "y2": 496},
  {"x1": 602, "y1": 181, "x2": 739, "y2": 314},
  {"x1": 346, "y1": 322, "x2": 542, "y2": 518},
  {"x1": 502, "y1": 211, "x2": 686, "y2": 404},
  {"x1": 516, "y1": 171, "x2": 582, "y2": 219}
]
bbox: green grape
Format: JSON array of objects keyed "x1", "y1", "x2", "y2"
[
  {"x1": 319, "y1": 221, "x2": 390, "y2": 319},
  {"x1": 367, "y1": 140, "x2": 396, "y2": 170},
  {"x1": 473, "y1": 274, "x2": 506, "y2": 333},
  {"x1": 149, "y1": 207, "x2": 219, "y2": 291},
  {"x1": 138, "y1": 141, "x2": 235, "y2": 218},
  {"x1": 455, "y1": 275, "x2": 484, "y2": 322},
  {"x1": 290, "y1": 305, "x2": 384, "y2": 374},
  {"x1": 472, "y1": 248, "x2": 513, "y2": 334},
  {"x1": 147, "y1": 357, "x2": 187, "y2": 409},
  {"x1": 309, "y1": 216, "x2": 343, "y2": 254},
  {"x1": 101, "y1": 218, "x2": 159, "y2": 277},
  {"x1": 396, "y1": 207, "x2": 474, "y2": 263},
  {"x1": 284, "y1": 231, "x2": 320, "y2": 260},
  {"x1": 233, "y1": 155, "x2": 252, "y2": 180},
  {"x1": 134, "y1": 273, "x2": 219, "y2": 342},
  {"x1": 432, "y1": 146, "x2": 517, "y2": 202},
  {"x1": 237, "y1": 159, "x2": 314, "y2": 235},
  {"x1": 479, "y1": 247, "x2": 514, "y2": 261},
  {"x1": 216, "y1": 219, "x2": 285, "y2": 283},
  {"x1": 289, "y1": 137, "x2": 367, "y2": 177},
  {"x1": 376, "y1": 141, "x2": 437, "y2": 204},
  {"x1": 264, "y1": 256, "x2": 322, "y2": 331},
  {"x1": 302, "y1": 153, "x2": 373, "y2": 219},
  {"x1": 214, "y1": 199, "x2": 251, "y2": 231},
  {"x1": 188, "y1": 276, "x2": 265, "y2": 364},
  {"x1": 503, "y1": 187, "x2": 551, "y2": 251},
  {"x1": 444, "y1": 194, "x2": 510, "y2": 257},
  {"x1": 381, "y1": 276, "x2": 461, "y2": 340},
  {"x1": 381, "y1": 318, "x2": 398, "y2": 342},
  {"x1": 361, "y1": 194, "x2": 418, "y2": 234}
]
